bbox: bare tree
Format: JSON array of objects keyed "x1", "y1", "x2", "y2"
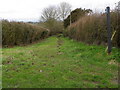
[
  {"x1": 58, "y1": 2, "x2": 72, "y2": 21},
  {"x1": 41, "y1": 6, "x2": 60, "y2": 22}
]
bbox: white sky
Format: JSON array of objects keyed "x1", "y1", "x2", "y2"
[{"x1": 0, "y1": 0, "x2": 119, "y2": 22}]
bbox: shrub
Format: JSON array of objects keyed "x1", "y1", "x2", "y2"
[
  {"x1": 39, "y1": 19, "x2": 64, "y2": 35},
  {"x1": 64, "y1": 8, "x2": 92, "y2": 28},
  {"x1": 2, "y1": 20, "x2": 50, "y2": 47},
  {"x1": 65, "y1": 11, "x2": 120, "y2": 48}
]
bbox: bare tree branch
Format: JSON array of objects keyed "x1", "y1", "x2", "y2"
[
  {"x1": 58, "y1": 2, "x2": 72, "y2": 21},
  {"x1": 41, "y1": 6, "x2": 60, "y2": 22}
]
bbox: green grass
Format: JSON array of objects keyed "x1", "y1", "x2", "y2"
[{"x1": 2, "y1": 36, "x2": 119, "y2": 88}]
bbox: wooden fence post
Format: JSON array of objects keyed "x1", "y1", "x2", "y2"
[{"x1": 106, "y1": 6, "x2": 112, "y2": 54}]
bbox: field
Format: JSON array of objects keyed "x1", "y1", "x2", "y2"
[{"x1": 2, "y1": 36, "x2": 119, "y2": 88}]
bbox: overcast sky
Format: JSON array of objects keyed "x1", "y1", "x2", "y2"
[{"x1": 0, "y1": 0, "x2": 119, "y2": 22}]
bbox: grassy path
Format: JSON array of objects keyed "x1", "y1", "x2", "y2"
[{"x1": 2, "y1": 36, "x2": 119, "y2": 88}]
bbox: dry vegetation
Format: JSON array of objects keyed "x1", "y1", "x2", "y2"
[
  {"x1": 65, "y1": 11, "x2": 120, "y2": 48},
  {"x1": 39, "y1": 19, "x2": 64, "y2": 35},
  {"x1": 2, "y1": 20, "x2": 50, "y2": 47}
]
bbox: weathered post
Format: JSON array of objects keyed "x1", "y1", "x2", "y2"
[
  {"x1": 70, "y1": 9, "x2": 71, "y2": 27},
  {"x1": 106, "y1": 6, "x2": 112, "y2": 54}
]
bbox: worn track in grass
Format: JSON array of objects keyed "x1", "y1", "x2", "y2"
[{"x1": 2, "y1": 36, "x2": 119, "y2": 88}]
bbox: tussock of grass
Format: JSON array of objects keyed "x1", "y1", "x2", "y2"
[{"x1": 2, "y1": 36, "x2": 119, "y2": 88}]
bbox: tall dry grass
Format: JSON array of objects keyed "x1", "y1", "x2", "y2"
[{"x1": 66, "y1": 11, "x2": 120, "y2": 48}]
